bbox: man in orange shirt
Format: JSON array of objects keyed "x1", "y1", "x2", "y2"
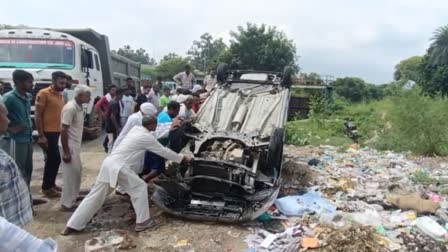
[{"x1": 35, "y1": 71, "x2": 67, "y2": 198}]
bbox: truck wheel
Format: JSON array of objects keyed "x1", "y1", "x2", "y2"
[
  {"x1": 217, "y1": 63, "x2": 228, "y2": 84},
  {"x1": 266, "y1": 128, "x2": 284, "y2": 177},
  {"x1": 83, "y1": 111, "x2": 102, "y2": 140},
  {"x1": 281, "y1": 66, "x2": 295, "y2": 88}
]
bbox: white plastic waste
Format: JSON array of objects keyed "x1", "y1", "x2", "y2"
[
  {"x1": 349, "y1": 209, "x2": 382, "y2": 227},
  {"x1": 319, "y1": 212, "x2": 350, "y2": 229},
  {"x1": 275, "y1": 191, "x2": 336, "y2": 216},
  {"x1": 415, "y1": 216, "x2": 447, "y2": 241}
]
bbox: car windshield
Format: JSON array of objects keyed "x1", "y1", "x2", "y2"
[{"x1": 0, "y1": 38, "x2": 74, "y2": 69}]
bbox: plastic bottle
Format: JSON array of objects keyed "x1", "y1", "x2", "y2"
[{"x1": 415, "y1": 216, "x2": 447, "y2": 241}]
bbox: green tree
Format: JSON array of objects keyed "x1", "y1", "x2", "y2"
[
  {"x1": 417, "y1": 24, "x2": 448, "y2": 96},
  {"x1": 429, "y1": 25, "x2": 448, "y2": 66},
  {"x1": 187, "y1": 33, "x2": 227, "y2": 72},
  {"x1": 149, "y1": 53, "x2": 190, "y2": 80},
  {"x1": 418, "y1": 54, "x2": 448, "y2": 96},
  {"x1": 219, "y1": 23, "x2": 298, "y2": 72},
  {"x1": 297, "y1": 72, "x2": 324, "y2": 85},
  {"x1": 365, "y1": 84, "x2": 384, "y2": 100},
  {"x1": 162, "y1": 53, "x2": 181, "y2": 61},
  {"x1": 381, "y1": 81, "x2": 406, "y2": 97},
  {"x1": 394, "y1": 56, "x2": 423, "y2": 81},
  {"x1": 334, "y1": 77, "x2": 368, "y2": 102},
  {"x1": 115, "y1": 45, "x2": 156, "y2": 65}
]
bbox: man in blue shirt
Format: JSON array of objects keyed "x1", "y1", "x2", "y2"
[
  {"x1": 3, "y1": 70, "x2": 34, "y2": 186},
  {"x1": 157, "y1": 101, "x2": 180, "y2": 144},
  {"x1": 141, "y1": 101, "x2": 181, "y2": 181}
]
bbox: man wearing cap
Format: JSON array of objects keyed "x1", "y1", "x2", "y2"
[{"x1": 113, "y1": 102, "x2": 158, "y2": 149}]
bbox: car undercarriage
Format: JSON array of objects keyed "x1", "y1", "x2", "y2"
[{"x1": 152, "y1": 65, "x2": 293, "y2": 222}]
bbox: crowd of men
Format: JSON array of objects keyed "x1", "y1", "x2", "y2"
[{"x1": 0, "y1": 64, "x2": 218, "y2": 244}]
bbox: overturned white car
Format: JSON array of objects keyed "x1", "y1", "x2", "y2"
[{"x1": 152, "y1": 64, "x2": 294, "y2": 222}]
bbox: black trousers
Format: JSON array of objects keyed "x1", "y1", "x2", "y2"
[
  {"x1": 168, "y1": 122, "x2": 199, "y2": 152},
  {"x1": 102, "y1": 135, "x2": 109, "y2": 151},
  {"x1": 41, "y1": 132, "x2": 61, "y2": 190}
]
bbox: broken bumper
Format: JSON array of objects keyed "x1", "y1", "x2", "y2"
[{"x1": 151, "y1": 181, "x2": 280, "y2": 223}]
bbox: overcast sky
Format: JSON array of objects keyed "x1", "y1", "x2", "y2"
[{"x1": 1, "y1": 0, "x2": 447, "y2": 83}]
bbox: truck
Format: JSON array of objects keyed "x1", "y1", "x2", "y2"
[{"x1": 0, "y1": 28, "x2": 141, "y2": 137}]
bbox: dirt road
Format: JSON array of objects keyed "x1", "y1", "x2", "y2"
[{"x1": 25, "y1": 136, "x2": 249, "y2": 252}]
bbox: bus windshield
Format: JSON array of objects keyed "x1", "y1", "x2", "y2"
[{"x1": 0, "y1": 38, "x2": 74, "y2": 69}]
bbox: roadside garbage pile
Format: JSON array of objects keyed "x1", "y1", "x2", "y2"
[{"x1": 245, "y1": 145, "x2": 448, "y2": 252}]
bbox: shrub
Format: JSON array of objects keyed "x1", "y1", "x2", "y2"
[
  {"x1": 285, "y1": 98, "x2": 386, "y2": 147},
  {"x1": 374, "y1": 90, "x2": 448, "y2": 156}
]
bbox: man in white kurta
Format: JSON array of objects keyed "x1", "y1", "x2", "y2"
[
  {"x1": 113, "y1": 101, "x2": 181, "y2": 195},
  {"x1": 62, "y1": 117, "x2": 190, "y2": 235},
  {"x1": 59, "y1": 85, "x2": 99, "y2": 211},
  {"x1": 113, "y1": 102, "x2": 157, "y2": 149}
]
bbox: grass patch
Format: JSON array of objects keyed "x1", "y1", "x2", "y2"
[
  {"x1": 287, "y1": 90, "x2": 448, "y2": 156},
  {"x1": 286, "y1": 119, "x2": 352, "y2": 147},
  {"x1": 286, "y1": 99, "x2": 388, "y2": 147},
  {"x1": 374, "y1": 90, "x2": 448, "y2": 156}
]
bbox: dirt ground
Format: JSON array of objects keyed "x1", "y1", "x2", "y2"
[{"x1": 26, "y1": 136, "x2": 250, "y2": 252}]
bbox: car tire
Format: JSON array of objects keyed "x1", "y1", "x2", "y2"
[
  {"x1": 266, "y1": 128, "x2": 284, "y2": 176},
  {"x1": 281, "y1": 66, "x2": 295, "y2": 88},
  {"x1": 217, "y1": 63, "x2": 228, "y2": 84}
]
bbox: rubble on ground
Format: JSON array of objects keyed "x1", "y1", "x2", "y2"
[
  {"x1": 79, "y1": 144, "x2": 448, "y2": 251},
  {"x1": 246, "y1": 144, "x2": 448, "y2": 251},
  {"x1": 84, "y1": 229, "x2": 136, "y2": 251}
]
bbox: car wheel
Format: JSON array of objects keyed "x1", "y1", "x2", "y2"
[
  {"x1": 281, "y1": 66, "x2": 295, "y2": 88},
  {"x1": 217, "y1": 63, "x2": 228, "y2": 84},
  {"x1": 266, "y1": 128, "x2": 284, "y2": 176}
]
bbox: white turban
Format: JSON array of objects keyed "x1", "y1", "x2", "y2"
[
  {"x1": 176, "y1": 94, "x2": 187, "y2": 103},
  {"x1": 192, "y1": 84, "x2": 202, "y2": 93},
  {"x1": 176, "y1": 94, "x2": 193, "y2": 104},
  {"x1": 140, "y1": 102, "x2": 157, "y2": 116}
]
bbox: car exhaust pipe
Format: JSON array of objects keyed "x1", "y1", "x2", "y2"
[{"x1": 232, "y1": 105, "x2": 248, "y2": 130}]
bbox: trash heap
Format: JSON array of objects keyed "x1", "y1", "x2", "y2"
[{"x1": 246, "y1": 144, "x2": 448, "y2": 252}]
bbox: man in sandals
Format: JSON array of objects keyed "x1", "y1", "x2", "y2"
[
  {"x1": 59, "y1": 85, "x2": 100, "y2": 211},
  {"x1": 61, "y1": 116, "x2": 192, "y2": 235}
]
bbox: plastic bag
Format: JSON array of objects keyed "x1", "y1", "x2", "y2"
[{"x1": 275, "y1": 191, "x2": 336, "y2": 216}]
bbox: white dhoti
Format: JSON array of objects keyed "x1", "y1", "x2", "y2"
[
  {"x1": 66, "y1": 165, "x2": 150, "y2": 230},
  {"x1": 60, "y1": 147, "x2": 82, "y2": 208}
]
